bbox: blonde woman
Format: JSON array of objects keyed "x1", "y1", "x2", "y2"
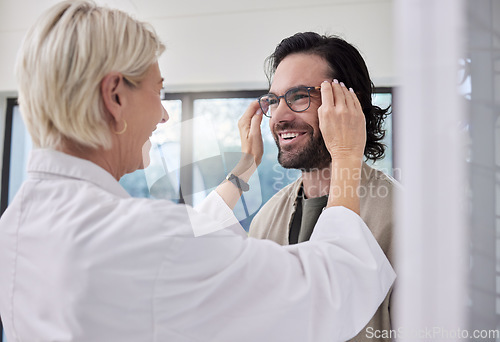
[{"x1": 0, "y1": 1, "x2": 395, "y2": 341}]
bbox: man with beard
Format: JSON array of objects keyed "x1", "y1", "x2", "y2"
[{"x1": 249, "y1": 32, "x2": 400, "y2": 342}]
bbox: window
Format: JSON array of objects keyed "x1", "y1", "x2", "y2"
[
  {"x1": 1, "y1": 99, "x2": 32, "y2": 214},
  {"x1": 1, "y1": 89, "x2": 394, "y2": 229},
  {"x1": 119, "y1": 100, "x2": 182, "y2": 199}
]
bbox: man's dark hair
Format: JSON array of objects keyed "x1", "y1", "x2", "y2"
[{"x1": 265, "y1": 32, "x2": 390, "y2": 162}]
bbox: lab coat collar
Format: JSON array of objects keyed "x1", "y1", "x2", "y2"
[{"x1": 27, "y1": 148, "x2": 131, "y2": 199}]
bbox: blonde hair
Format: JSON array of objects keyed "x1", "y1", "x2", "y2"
[{"x1": 15, "y1": 0, "x2": 166, "y2": 149}]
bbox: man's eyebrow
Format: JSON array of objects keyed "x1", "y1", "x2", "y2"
[{"x1": 269, "y1": 84, "x2": 310, "y2": 94}]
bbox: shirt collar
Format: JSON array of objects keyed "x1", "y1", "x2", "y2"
[{"x1": 27, "y1": 148, "x2": 131, "y2": 198}]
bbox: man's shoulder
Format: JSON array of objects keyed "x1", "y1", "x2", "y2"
[
  {"x1": 359, "y1": 163, "x2": 400, "y2": 260},
  {"x1": 248, "y1": 178, "x2": 301, "y2": 239},
  {"x1": 262, "y1": 177, "x2": 302, "y2": 208},
  {"x1": 361, "y1": 163, "x2": 402, "y2": 197}
]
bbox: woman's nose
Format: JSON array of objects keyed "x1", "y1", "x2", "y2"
[{"x1": 160, "y1": 105, "x2": 169, "y2": 123}]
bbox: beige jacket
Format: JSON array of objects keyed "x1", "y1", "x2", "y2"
[{"x1": 249, "y1": 162, "x2": 400, "y2": 342}]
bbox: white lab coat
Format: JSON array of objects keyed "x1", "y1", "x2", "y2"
[{"x1": 0, "y1": 149, "x2": 395, "y2": 342}]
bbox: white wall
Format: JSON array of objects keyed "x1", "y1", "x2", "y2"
[{"x1": 0, "y1": 0, "x2": 394, "y2": 93}]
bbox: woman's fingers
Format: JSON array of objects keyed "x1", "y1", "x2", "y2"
[
  {"x1": 238, "y1": 100, "x2": 260, "y2": 135},
  {"x1": 342, "y1": 83, "x2": 355, "y2": 111},
  {"x1": 350, "y1": 88, "x2": 363, "y2": 113},
  {"x1": 320, "y1": 81, "x2": 334, "y2": 108},
  {"x1": 243, "y1": 100, "x2": 261, "y2": 119},
  {"x1": 332, "y1": 80, "x2": 346, "y2": 109},
  {"x1": 325, "y1": 79, "x2": 360, "y2": 112},
  {"x1": 248, "y1": 107, "x2": 263, "y2": 165},
  {"x1": 249, "y1": 107, "x2": 263, "y2": 136},
  {"x1": 238, "y1": 100, "x2": 263, "y2": 166}
]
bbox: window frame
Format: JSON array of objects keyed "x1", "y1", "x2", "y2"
[{"x1": 1, "y1": 98, "x2": 18, "y2": 216}]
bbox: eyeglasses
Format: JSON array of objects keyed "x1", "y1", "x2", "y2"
[{"x1": 258, "y1": 86, "x2": 321, "y2": 118}]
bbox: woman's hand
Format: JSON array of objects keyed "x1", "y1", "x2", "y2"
[
  {"x1": 318, "y1": 80, "x2": 366, "y2": 161},
  {"x1": 215, "y1": 101, "x2": 263, "y2": 210},
  {"x1": 319, "y1": 80, "x2": 366, "y2": 214},
  {"x1": 238, "y1": 100, "x2": 264, "y2": 167}
]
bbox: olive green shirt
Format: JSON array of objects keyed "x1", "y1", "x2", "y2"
[{"x1": 289, "y1": 190, "x2": 328, "y2": 244}]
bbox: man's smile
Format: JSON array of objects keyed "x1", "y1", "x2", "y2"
[{"x1": 276, "y1": 130, "x2": 308, "y2": 147}]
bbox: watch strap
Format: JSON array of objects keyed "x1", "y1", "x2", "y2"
[{"x1": 226, "y1": 173, "x2": 250, "y2": 192}]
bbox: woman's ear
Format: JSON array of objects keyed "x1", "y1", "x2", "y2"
[{"x1": 101, "y1": 72, "x2": 125, "y2": 122}]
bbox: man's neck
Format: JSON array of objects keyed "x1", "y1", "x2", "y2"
[{"x1": 301, "y1": 166, "x2": 332, "y2": 198}]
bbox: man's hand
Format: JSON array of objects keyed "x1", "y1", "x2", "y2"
[
  {"x1": 238, "y1": 100, "x2": 264, "y2": 166},
  {"x1": 318, "y1": 80, "x2": 366, "y2": 161}
]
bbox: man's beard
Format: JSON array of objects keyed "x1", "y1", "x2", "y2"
[{"x1": 273, "y1": 123, "x2": 332, "y2": 171}]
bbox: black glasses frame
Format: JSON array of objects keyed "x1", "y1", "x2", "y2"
[{"x1": 258, "y1": 86, "x2": 321, "y2": 118}]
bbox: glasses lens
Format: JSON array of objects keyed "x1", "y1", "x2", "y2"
[
  {"x1": 259, "y1": 94, "x2": 278, "y2": 117},
  {"x1": 286, "y1": 87, "x2": 311, "y2": 112}
]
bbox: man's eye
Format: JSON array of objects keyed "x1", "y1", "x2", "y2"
[
  {"x1": 290, "y1": 93, "x2": 309, "y2": 102},
  {"x1": 268, "y1": 98, "x2": 279, "y2": 105}
]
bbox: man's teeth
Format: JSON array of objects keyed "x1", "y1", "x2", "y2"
[{"x1": 281, "y1": 132, "x2": 299, "y2": 139}]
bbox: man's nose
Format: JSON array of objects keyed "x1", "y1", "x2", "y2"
[{"x1": 271, "y1": 99, "x2": 296, "y2": 123}]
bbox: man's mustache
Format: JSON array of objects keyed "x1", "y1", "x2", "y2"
[{"x1": 272, "y1": 122, "x2": 314, "y2": 133}]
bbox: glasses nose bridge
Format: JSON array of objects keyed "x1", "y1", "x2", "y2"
[
  {"x1": 276, "y1": 93, "x2": 293, "y2": 111},
  {"x1": 270, "y1": 94, "x2": 295, "y2": 121},
  {"x1": 274, "y1": 93, "x2": 293, "y2": 114}
]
